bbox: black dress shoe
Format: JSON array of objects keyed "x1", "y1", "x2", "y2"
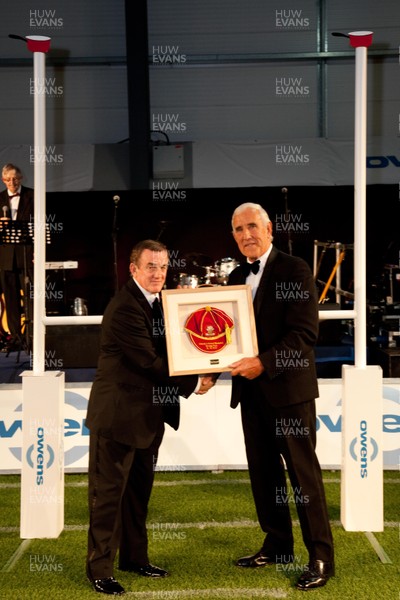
[
  {"x1": 236, "y1": 549, "x2": 294, "y2": 567},
  {"x1": 296, "y1": 560, "x2": 334, "y2": 590},
  {"x1": 119, "y1": 563, "x2": 169, "y2": 577},
  {"x1": 90, "y1": 577, "x2": 126, "y2": 595}
]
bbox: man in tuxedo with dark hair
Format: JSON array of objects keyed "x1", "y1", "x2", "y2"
[
  {"x1": 0, "y1": 163, "x2": 34, "y2": 348},
  {"x1": 85, "y1": 239, "x2": 215, "y2": 596},
  {"x1": 228, "y1": 202, "x2": 334, "y2": 591}
]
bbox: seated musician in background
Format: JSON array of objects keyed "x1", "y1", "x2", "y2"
[{"x1": 0, "y1": 163, "x2": 34, "y2": 351}]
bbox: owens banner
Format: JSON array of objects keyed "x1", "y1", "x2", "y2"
[{"x1": 0, "y1": 380, "x2": 398, "y2": 472}]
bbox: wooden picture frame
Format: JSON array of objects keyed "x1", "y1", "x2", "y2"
[{"x1": 161, "y1": 285, "x2": 258, "y2": 375}]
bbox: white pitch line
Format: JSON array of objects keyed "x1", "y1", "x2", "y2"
[
  {"x1": 0, "y1": 477, "x2": 336, "y2": 489},
  {"x1": 1, "y1": 478, "x2": 400, "y2": 489},
  {"x1": 0, "y1": 538, "x2": 32, "y2": 572},
  {"x1": 364, "y1": 531, "x2": 392, "y2": 564},
  {"x1": 63, "y1": 519, "x2": 342, "y2": 532},
  {"x1": 2, "y1": 519, "x2": 400, "y2": 534},
  {"x1": 124, "y1": 588, "x2": 288, "y2": 598}
]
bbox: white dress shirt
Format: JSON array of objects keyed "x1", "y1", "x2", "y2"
[
  {"x1": 9, "y1": 187, "x2": 21, "y2": 220},
  {"x1": 246, "y1": 245, "x2": 273, "y2": 299}
]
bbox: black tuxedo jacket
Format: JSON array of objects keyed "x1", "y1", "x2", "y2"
[
  {"x1": 86, "y1": 278, "x2": 198, "y2": 448},
  {"x1": 228, "y1": 246, "x2": 319, "y2": 409},
  {"x1": 0, "y1": 186, "x2": 34, "y2": 270}
]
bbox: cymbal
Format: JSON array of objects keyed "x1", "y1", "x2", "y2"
[{"x1": 184, "y1": 252, "x2": 213, "y2": 267}]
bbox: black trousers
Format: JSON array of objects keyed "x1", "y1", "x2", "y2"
[
  {"x1": 0, "y1": 268, "x2": 24, "y2": 338},
  {"x1": 240, "y1": 384, "x2": 334, "y2": 563},
  {"x1": 86, "y1": 424, "x2": 164, "y2": 580}
]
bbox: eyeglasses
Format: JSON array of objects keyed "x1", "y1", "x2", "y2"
[{"x1": 3, "y1": 177, "x2": 21, "y2": 183}]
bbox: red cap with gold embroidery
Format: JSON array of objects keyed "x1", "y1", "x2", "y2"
[{"x1": 184, "y1": 305, "x2": 234, "y2": 353}]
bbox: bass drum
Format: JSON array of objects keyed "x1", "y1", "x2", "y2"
[{"x1": 214, "y1": 257, "x2": 240, "y2": 285}]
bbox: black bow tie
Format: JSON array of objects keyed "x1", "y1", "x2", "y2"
[
  {"x1": 242, "y1": 260, "x2": 260, "y2": 277},
  {"x1": 9, "y1": 194, "x2": 20, "y2": 199}
]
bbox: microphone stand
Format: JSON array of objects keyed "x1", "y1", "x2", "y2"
[
  {"x1": 156, "y1": 220, "x2": 170, "y2": 241},
  {"x1": 112, "y1": 196, "x2": 119, "y2": 295},
  {"x1": 282, "y1": 187, "x2": 293, "y2": 256}
]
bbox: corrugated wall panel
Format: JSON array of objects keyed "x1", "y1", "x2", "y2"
[
  {"x1": 0, "y1": 0, "x2": 128, "y2": 145},
  {"x1": 0, "y1": 66, "x2": 128, "y2": 144},
  {"x1": 148, "y1": 0, "x2": 400, "y2": 143},
  {"x1": 0, "y1": 1, "x2": 399, "y2": 156},
  {"x1": 1, "y1": 0, "x2": 126, "y2": 58},
  {"x1": 150, "y1": 63, "x2": 319, "y2": 141},
  {"x1": 326, "y1": 59, "x2": 400, "y2": 137},
  {"x1": 147, "y1": 0, "x2": 319, "y2": 54}
]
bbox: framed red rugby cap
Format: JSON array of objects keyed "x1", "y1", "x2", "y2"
[
  {"x1": 184, "y1": 305, "x2": 234, "y2": 353},
  {"x1": 162, "y1": 285, "x2": 258, "y2": 375}
]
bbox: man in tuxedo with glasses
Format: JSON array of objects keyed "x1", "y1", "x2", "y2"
[
  {"x1": 85, "y1": 239, "x2": 215, "y2": 595},
  {"x1": 0, "y1": 163, "x2": 34, "y2": 350}
]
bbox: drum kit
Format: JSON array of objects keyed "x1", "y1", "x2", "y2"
[{"x1": 176, "y1": 255, "x2": 240, "y2": 288}]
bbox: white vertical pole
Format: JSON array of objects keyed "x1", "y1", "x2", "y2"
[
  {"x1": 20, "y1": 35, "x2": 64, "y2": 540},
  {"x1": 31, "y1": 43, "x2": 47, "y2": 373},
  {"x1": 353, "y1": 43, "x2": 368, "y2": 368},
  {"x1": 341, "y1": 31, "x2": 383, "y2": 532}
]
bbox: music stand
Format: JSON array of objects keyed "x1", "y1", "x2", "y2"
[{"x1": 0, "y1": 219, "x2": 51, "y2": 360}]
